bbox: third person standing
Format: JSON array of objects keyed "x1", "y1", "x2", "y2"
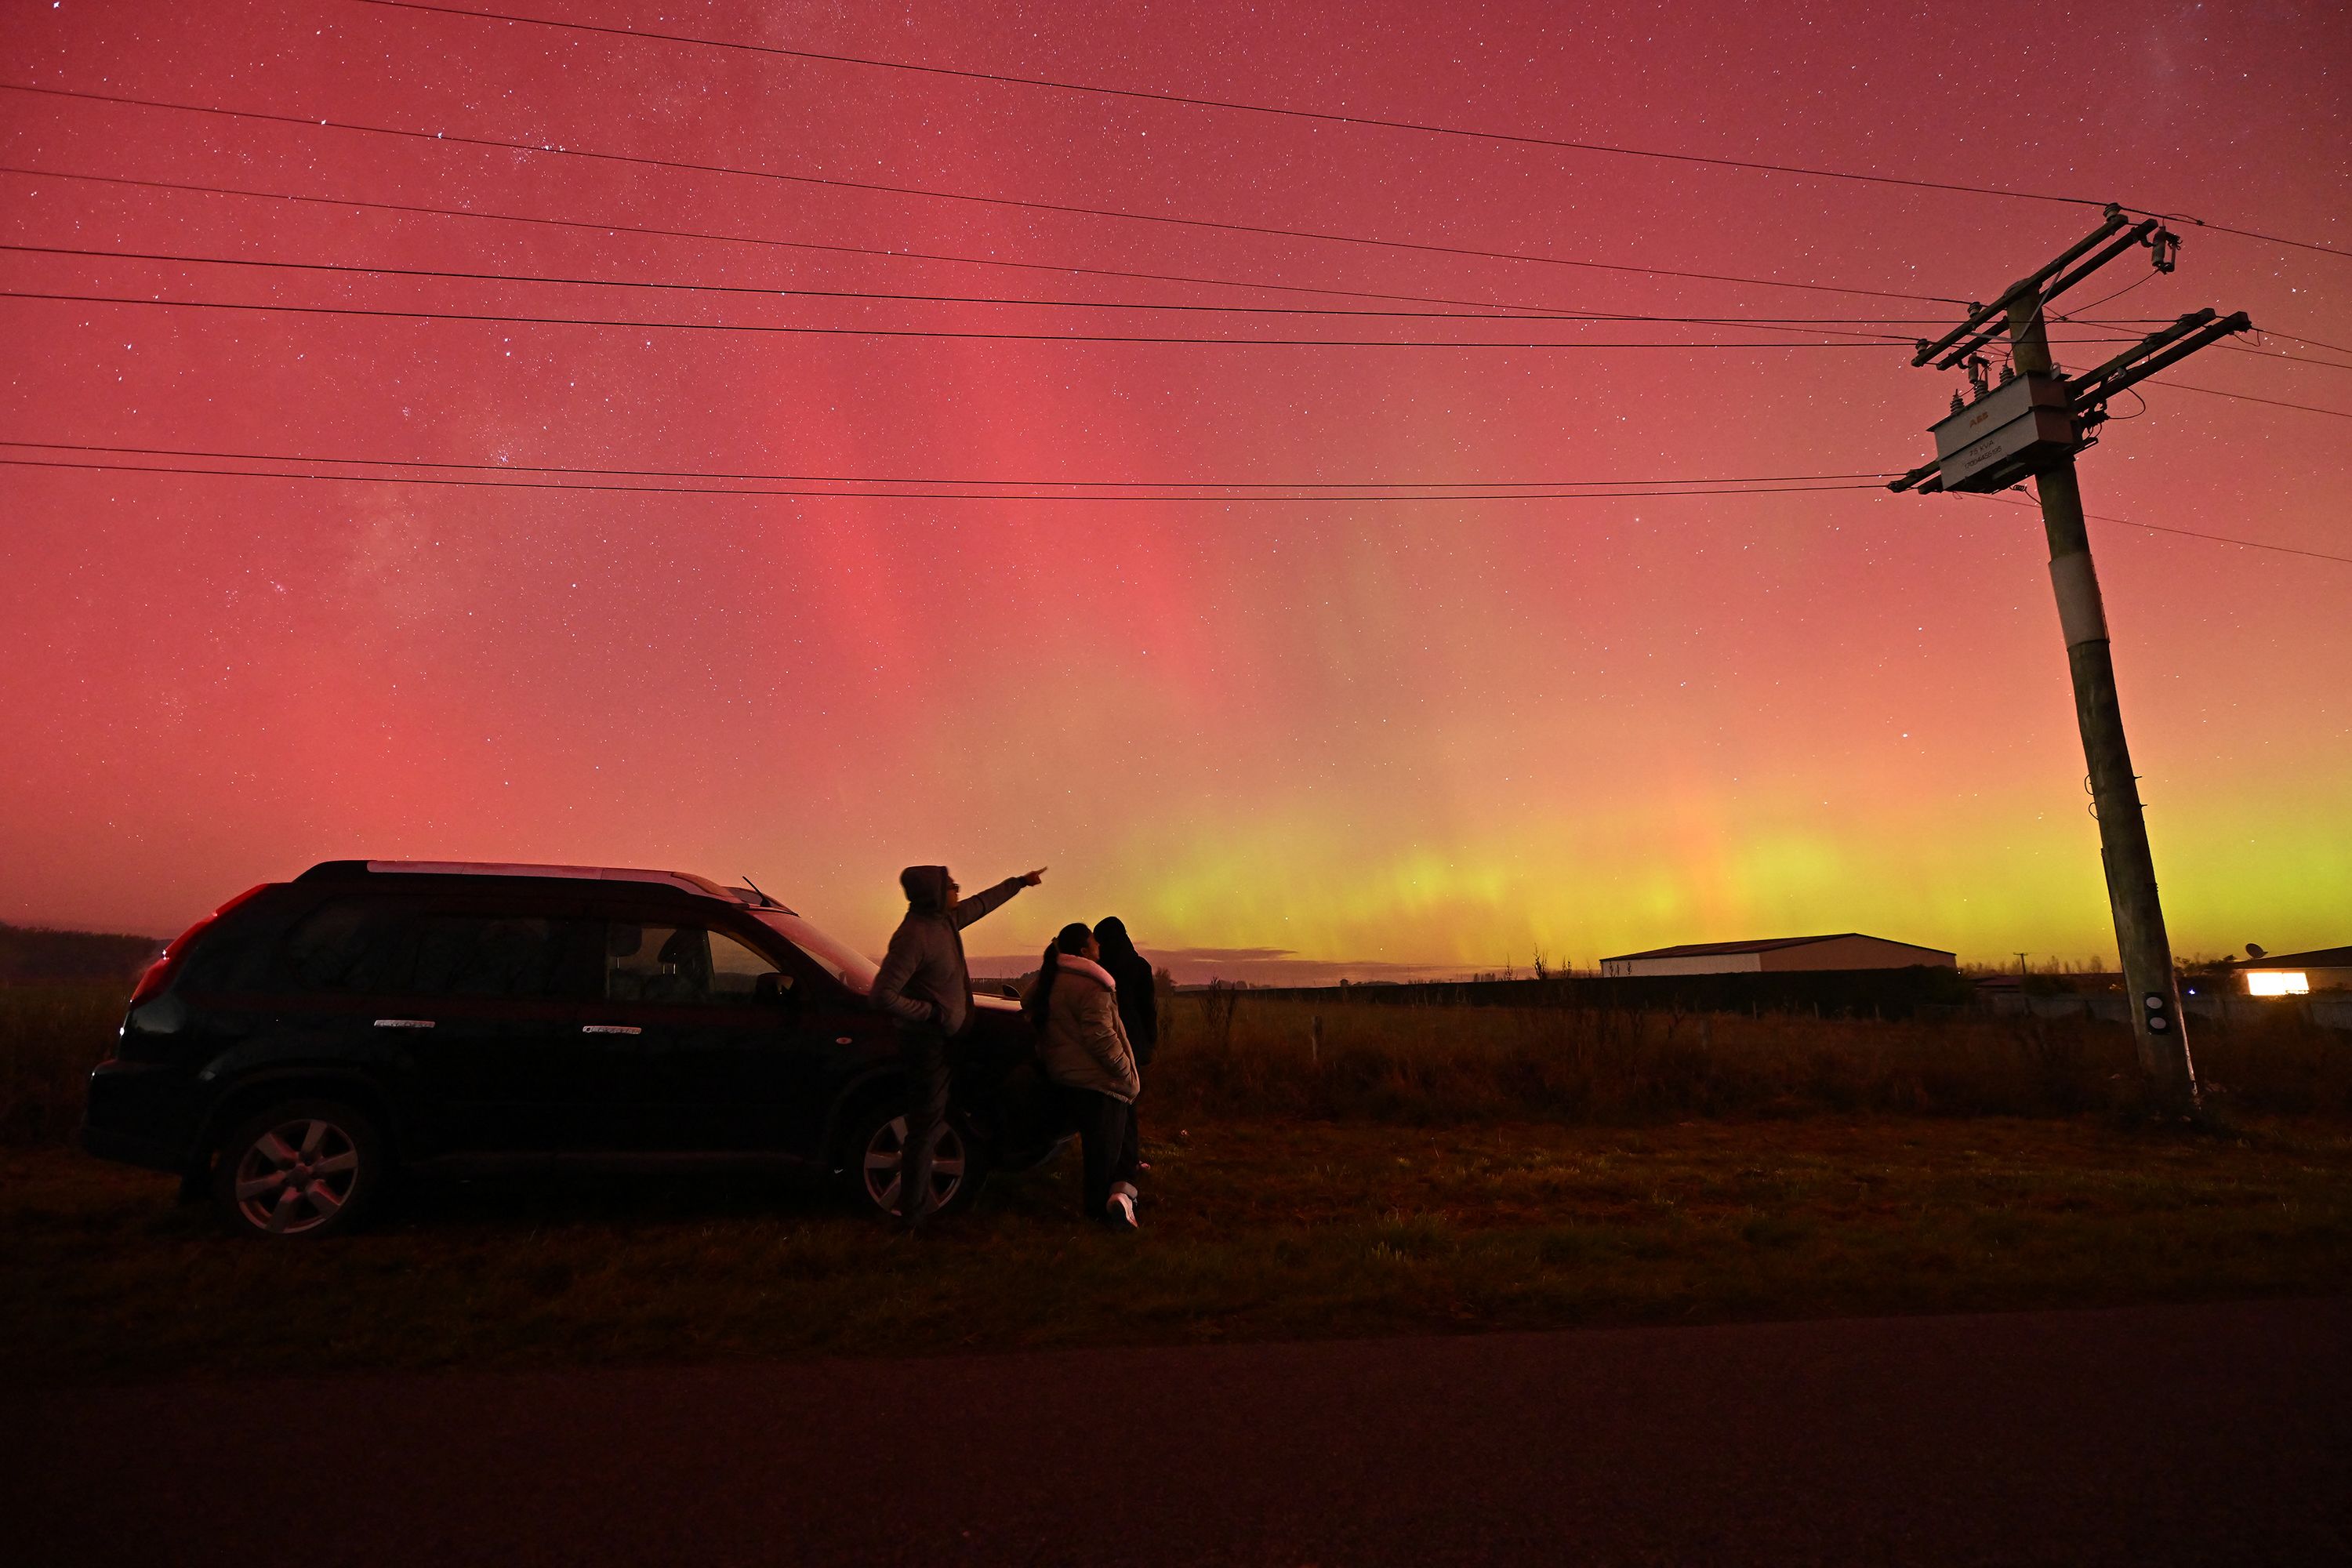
[{"x1": 1092, "y1": 916, "x2": 1157, "y2": 1178}]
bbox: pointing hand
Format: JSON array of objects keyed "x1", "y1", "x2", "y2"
[{"x1": 1021, "y1": 867, "x2": 1047, "y2": 887}]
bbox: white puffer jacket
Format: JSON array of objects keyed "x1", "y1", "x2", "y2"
[{"x1": 1035, "y1": 955, "x2": 1142, "y2": 1102}]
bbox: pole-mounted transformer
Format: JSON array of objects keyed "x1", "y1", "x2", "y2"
[{"x1": 1925, "y1": 369, "x2": 2076, "y2": 492}]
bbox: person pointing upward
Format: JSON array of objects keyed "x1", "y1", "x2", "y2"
[{"x1": 870, "y1": 863, "x2": 1044, "y2": 1229}]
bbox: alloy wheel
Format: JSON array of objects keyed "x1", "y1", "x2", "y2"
[
  {"x1": 231, "y1": 1116, "x2": 362, "y2": 1236},
  {"x1": 861, "y1": 1115, "x2": 967, "y2": 1217}
]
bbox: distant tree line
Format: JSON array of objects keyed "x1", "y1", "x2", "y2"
[{"x1": 0, "y1": 924, "x2": 162, "y2": 985}]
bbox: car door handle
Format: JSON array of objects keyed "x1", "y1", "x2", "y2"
[
  {"x1": 582, "y1": 1024, "x2": 643, "y2": 1036},
  {"x1": 373, "y1": 1018, "x2": 435, "y2": 1029}
]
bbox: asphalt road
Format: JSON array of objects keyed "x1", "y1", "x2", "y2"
[{"x1": 9, "y1": 1298, "x2": 2347, "y2": 1566}]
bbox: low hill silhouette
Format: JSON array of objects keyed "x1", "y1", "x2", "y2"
[{"x1": 0, "y1": 924, "x2": 163, "y2": 985}]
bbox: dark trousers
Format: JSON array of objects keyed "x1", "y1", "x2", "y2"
[
  {"x1": 898, "y1": 1030, "x2": 951, "y2": 1224},
  {"x1": 1117, "y1": 1058, "x2": 1149, "y2": 1174},
  {"x1": 1057, "y1": 1085, "x2": 1134, "y2": 1221}
]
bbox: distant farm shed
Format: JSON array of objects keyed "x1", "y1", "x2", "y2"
[
  {"x1": 1599, "y1": 934, "x2": 1958, "y2": 978},
  {"x1": 2234, "y1": 946, "x2": 2352, "y2": 996}
]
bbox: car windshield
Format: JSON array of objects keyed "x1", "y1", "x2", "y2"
[{"x1": 753, "y1": 909, "x2": 880, "y2": 993}]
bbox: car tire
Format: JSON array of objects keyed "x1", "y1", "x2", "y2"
[
  {"x1": 844, "y1": 1102, "x2": 989, "y2": 1221},
  {"x1": 211, "y1": 1098, "x2": 386, "y2": 1240}
]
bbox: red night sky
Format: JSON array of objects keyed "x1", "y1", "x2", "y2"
[{"x1": 3, "y1": 0, "x2": 2347, "y2": 978}]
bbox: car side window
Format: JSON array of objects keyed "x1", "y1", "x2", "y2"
[
  {"x1": 277, "y1": 899, "x2": 419, "y2": 993},
  {"x1": 709, "y1": 929, "x2": 782, "y2": 1002},
  {"x1": 411, "y1": 914, "x2": 589, "y2": 1000},
  {"x1": 604, "y1": 923, "x2": 779, "y2": 1006}
]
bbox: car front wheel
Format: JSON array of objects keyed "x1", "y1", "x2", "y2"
[
  {"x1": 211, "y1": 1099, "x2": 385, "y2": 1240},
  {"x1": 849, "y1": 1106, "x2": 986, "y2": 1221}
]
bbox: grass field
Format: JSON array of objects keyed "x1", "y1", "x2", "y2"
[
  {"x1": 6, "y1": 1116, "x2": 2350, "y2": 1388},
  {"x1": 5, "y1": 981, "x2": 2348, "y2": 1388},
  {"x1": 1159, "y1": 994, "x2": 2352, "y2": 1122}
]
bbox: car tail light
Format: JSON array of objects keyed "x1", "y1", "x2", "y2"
[{"x1": 128, "y1": 883, "x2": 271, "y2": 1007}]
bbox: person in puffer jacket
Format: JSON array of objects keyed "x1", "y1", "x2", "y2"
[{"x1": 1024, "y1": 922, "x2": 1142, "y2": 1229}]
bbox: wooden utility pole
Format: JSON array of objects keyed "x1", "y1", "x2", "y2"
[
  {"x1": 1891, "y1": 207, "x2": 2249, "y2": 1117},
  {"x1": 2005, "y1": 298, "x2": 2194, "y2": 1109}
]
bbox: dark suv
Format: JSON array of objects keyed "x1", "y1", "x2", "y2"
[{"x1": 82, "y1": 860, "x2": 1063, "y2": 1238}]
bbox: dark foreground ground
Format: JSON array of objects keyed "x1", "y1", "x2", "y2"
[
  {"x1": 8, "y1": 1297, "x2": 2346, "y2": 1566},
  {"x1": 11, "y1": 1116, "x2": 2352, "y2": 1386}
]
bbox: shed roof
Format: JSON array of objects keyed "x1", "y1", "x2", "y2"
[
  {"x1": 2238, "y1": 945, "x2": 2352, "y2": 970},
  {"x1": 1600, "y1": 933, "x2": 1953, "y2": 963}
]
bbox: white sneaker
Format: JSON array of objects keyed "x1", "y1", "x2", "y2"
[{"x1": 1105, "y1": 1192, "x2": 1138, "y2": 1230}]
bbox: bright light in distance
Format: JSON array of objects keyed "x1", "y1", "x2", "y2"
[{"x1": 2246, "y1": 971, "x2": 2310, "y2": 997}]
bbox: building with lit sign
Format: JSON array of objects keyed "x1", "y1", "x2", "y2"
[{"x1": 2233, "y1": 945, "x2": 2352, "y2": 996}]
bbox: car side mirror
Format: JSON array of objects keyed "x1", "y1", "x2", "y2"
[{"x1": 755, "y1": 972, "x2": 797, "y2": 1008}]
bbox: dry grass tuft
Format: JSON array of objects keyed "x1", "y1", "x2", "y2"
[{"x1": 0, "y1": 984, "x2": 119, "y2": 1145}]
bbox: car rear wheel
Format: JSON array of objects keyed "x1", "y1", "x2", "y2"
[
  {"x1": 848, "y1": 1106, "x2": 986, "y2": 1221},
  {"x1": 211, "y1": 1099, "x2": 384, "y2": 1240}
]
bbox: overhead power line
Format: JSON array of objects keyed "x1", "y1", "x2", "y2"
[
  {"x1": 0, "y1": 454, "x2": 1887, "y2": 503},
  {"x1": 0, "y1": 287, "x2": 1966, "y2": 347},
  {"x1": 2134, "y1": 211, "x2": 2350, "y2": 264},
  {"x1": 0, "y1": 439, "x2": 1896, "y2": 490},
  {"x1": 2050, "y1": 267, "x2": 2161, "y2": 324},
  {"x1": 2216, "y1": 343, "x2": 2352, "y2": 373},
  {"x1": 1976, "y1": 493, "x2": 2352, "y2": 566},
  {"x1": 0, "y1": 163, "x2": 1984, "y2": 332},
  {"x1": 0, "y1": 82, "x2": 1962, "y2": 304},
  {"x1": 357, "y1": 0, "x2": 2106, "y2": 209},
  {"x1": 0, "y1": 241, "x2": 1927, "y2": 340},
  {"x1": 2259, "y1": 328, "x2": 2352, "y2": 358},
  {"x1": 2152, "y1": 382, "x2": 2352, "y2": 420},
  {"x1": 358, "y1": 0, "x2": 2347, "y2": 262},
  {"x1": 13, "y1": 447, "x2": 2333, "y2": 561}
]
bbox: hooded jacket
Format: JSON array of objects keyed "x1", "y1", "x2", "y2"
[
  {"x1": 1035, "y1": 953, "x2": 1142, "y2": 1102},
  {"x1": 869, "y1": 866, "x2": 1026, "y2": 1038},
  {"x1": 1092, "y1": 917, "x2": 1159, "y2": 1066}
]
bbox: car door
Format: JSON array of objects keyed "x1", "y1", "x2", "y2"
[
  {"x1": 399, "y1": 903, "x2": 604, "y2": 1152},
  {"x1": 260, "y1": 894, "x2": 602, "y2": 1155},
  {"x1": 263, "y1": 892, "x2": 429, "y2": 1109},
  {"x1": 587, "y1": 914, "x2": 837, "y2": 1153}
]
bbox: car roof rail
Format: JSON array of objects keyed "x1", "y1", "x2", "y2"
[{"x1": 296, "y1": 860, "x2": 743, "y2": 902}]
